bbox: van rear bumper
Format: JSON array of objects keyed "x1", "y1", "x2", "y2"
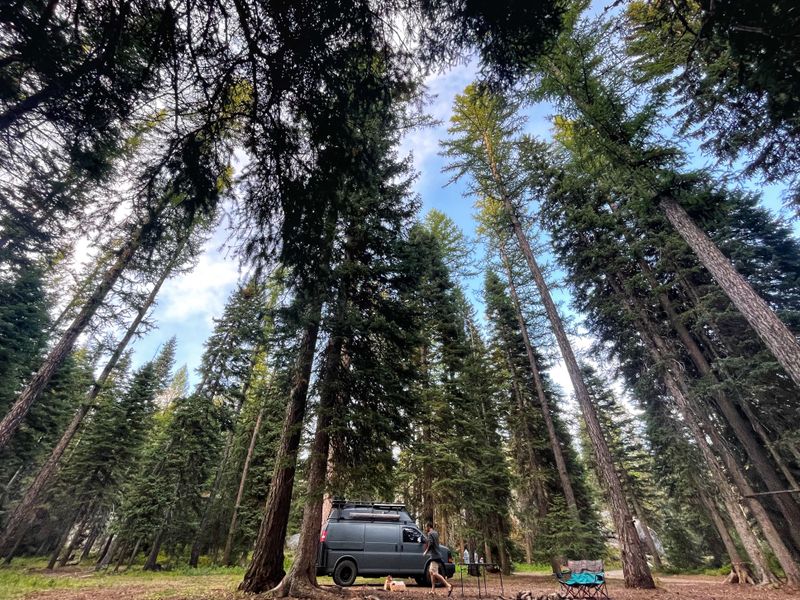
[{"x1": 444, "y1": 563, "x2": 456, "y2": 579}]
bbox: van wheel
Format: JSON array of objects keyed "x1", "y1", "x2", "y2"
[
  {"x1": 414, "y1": 576, "x2": 427, "y2": 587},
  {"x1": 333, "y1": 559, "x2": 357, "y2": 587}
]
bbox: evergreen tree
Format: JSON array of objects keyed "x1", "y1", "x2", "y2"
[
  {"x1": 44, "y1": 355, "x2": 163, "y2": 567},
  {"x1": 114, "y1": 391, "x2": 222, "y2": 569},
  {"x1": 526, "y1": 15, "x2": 800, "y2": 391},
  {"x1": 580, "y1": 366, "x2": 664, "y2": 568},
  {"x1": 483, "y1": 269, "x2": 602, "y2": 566},
  {"x1": 442, "y1": 82, "x2": 654, "y2": 588},
  {"x1": 625, "y1": 0, "x2": 800, "y2": 204}
]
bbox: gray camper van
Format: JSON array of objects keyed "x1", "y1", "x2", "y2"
[{"x1": 316, "y1": 500, "x2": 456, "y2": 586}]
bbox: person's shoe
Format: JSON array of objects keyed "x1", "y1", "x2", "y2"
[{"x1": 447, "y1": 586, "x2": 454, "y2": 597}]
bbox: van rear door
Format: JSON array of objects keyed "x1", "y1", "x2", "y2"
[{"x1": 326, "y1": 522, "x2": 365, "y2": 551}]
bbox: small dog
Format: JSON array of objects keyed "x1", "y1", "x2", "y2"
[{"x1": 383, "y1": 575, "x2": 407, "y2": 592}]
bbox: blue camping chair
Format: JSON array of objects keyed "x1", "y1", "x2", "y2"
[{"x1": 555, "y1": 560, "x2": 609, "y2": 600}]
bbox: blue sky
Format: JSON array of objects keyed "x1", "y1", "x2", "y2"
[{"x1": 128, "y1": 18, "x2": 798, "y2": 398}]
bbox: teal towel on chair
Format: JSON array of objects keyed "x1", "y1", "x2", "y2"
[{"x1": 567, "y1": 572, "x2": 601, "y2": 585}]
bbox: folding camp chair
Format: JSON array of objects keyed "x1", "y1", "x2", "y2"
[{"x1": 555, "y1": 560, "x2": 609, "y2": 600}]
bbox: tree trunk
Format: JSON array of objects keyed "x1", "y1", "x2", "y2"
[
  {"x1": 496, "y1": 525, "x2": 510, "y2": 575},
  {"x1": 94, "y1": 533, "x2": 116, "y2": 571},
  {"x1": 2, "y1": 531, "x2": 24, "y2": 565},
  {"x1": 143, "y1": 528, "x2": 164, "y2": 571},
  {"x1": 126, "y1": 538, "x2": 141, "y2": 570},
  {"x1": 609, "y1": 202, "x2": 800, "y2": 539},
  {"x1": 47, "y1": 511, "x2": 78, "y2": 570},
  {"x1": 660, "y1": 196, "x2": 800, "y2": 390},
  {"x1": 629, "y1": 496, "x2": 662, "y2": 569},
  {"x1": 223, "y1": 406, "x2": 264, "y2": 566},
  {"x1": 79, "y1": 521, "x2": 102, "y2": 563},
  {"x1": 189, "y1": 431, "x2": 234, "y2": 568},
  {"x1": 695, "y1": 403, "x2": 800, "y2": 585},
  {"x1": 738, "y1": 401, "x2": 800, "y2": 490},
  {"x1": 273, "y1": 336, "x2": 342, "y2": 598},
  {"x1": 239, "y1": 300, "x2": 323, "y2": 593},
  {"x1": 501, "y1": 201, "x2": 654, "y2": 589},
  {"x1": 499, "y1": 242, "x2": 579, "y2": 518},
  {"x1": 0, "y1": 242, "x2": 181, "y2": 553},
  {"x1": 505, "y1": 350, "x2": 548, "y2": 520},
  {"x1": 58, "y1": 508, "x2": 92, "y2": 567},
  {"x1": 649, "y1": 265, "x2": 800, "y2": 544},
  {"x1": 0, "y1": 199, "x2": 167, "y2": 450},
  {"x1": 113, "y1": 541, "x2": 129, "y2": 572},
  {"x1": 698, "y1": 492, "x2": 754, "y2": 584},
  {"x1": 95, "y1": 534, "x2": 115, "y2": 570},
  {"x1": 608, "y1": 274, "x2": 786, "y2": 583}
]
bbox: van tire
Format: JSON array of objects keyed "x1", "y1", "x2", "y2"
[{"x1": 333, "y1": 559, "x2": 357, "y2": 587}]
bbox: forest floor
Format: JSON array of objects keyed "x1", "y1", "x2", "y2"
[{"x1": 3, "y1": 565, "x2": 800, "y2": 600}]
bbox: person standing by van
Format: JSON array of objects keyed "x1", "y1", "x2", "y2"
[{"x1": 423, "y1": 522, "x2": 453, "y2": 596}]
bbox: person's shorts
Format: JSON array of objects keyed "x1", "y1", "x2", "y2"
[{"x1": 428, "y1": 561, "x2": 440, "y2": 576}]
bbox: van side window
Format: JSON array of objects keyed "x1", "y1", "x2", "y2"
[{"x1": 403, "y1": 527, "x2": 423, "y2": 544}]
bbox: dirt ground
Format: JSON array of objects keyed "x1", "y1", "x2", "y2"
[{"x1": 14, "y1": 570, "x2": 800, "y2": 600}]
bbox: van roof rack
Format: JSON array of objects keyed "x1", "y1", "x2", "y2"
[{"x1": 331, "y1": 499, "x2": 406, "y2": 512}]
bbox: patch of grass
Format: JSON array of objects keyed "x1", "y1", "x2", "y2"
[
  {"x1": 0, "y1": 561, "x2": 245, "y2": 600},
  {"x1": 513, "y1": 563, "x2": 555, "y2": 573},
  {"x1": 0, "y1": 567, "x2": 109, "y2": 600}
]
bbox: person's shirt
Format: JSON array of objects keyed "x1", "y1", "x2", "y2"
[
  {"x1": 425, "y1": 529, "x2": 442, "y2": 560},
  {"x1": 463, "y1": 549, "x2": 470, "y2": 564}
]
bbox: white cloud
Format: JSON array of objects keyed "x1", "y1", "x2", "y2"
[
  {"x1": 157, "y1": 236, "x2": 241, "y2": 326},
  {"x1": 399, "y1": 61, "x2": 477, "y2": 190}
]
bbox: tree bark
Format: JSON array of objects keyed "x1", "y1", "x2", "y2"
[
  {"x1": 239, "y1": 300, "x2": 323, "y2": 593},
  {"x1": 113, "y1": 541, "x2": 129, "y2": 572},
  {"x1": 0, "y1": 199, "x2": 167, "y2": 450},
  {"x1": 79, "y1": 520, "x2": 102, "y2": 563},
  {"x1": 609, "y1": 277, "x2": 788, "y2": 584},
  {"x1": 629, "y1": 496, "x2": 662, "y2": 569},
  {"x1": 47, "y1": 510, "x2": 78, "y2": 570},
  {"x1": 222, "y1": 406, "x2": 264, "y2": 566},
  {"x1": 272, "y1": 336, "x2": 342, "y2": 597},
  {"x1": 189, "y1": 429, "x2": 235, "y2": 568},
  {"x1": 0, "y1": 240, "x2": 181, "y2": 553},
  {"x1": 608, "y1": 202, "x2": 800, "y2": 538},
  {"x1": 698, "y1": 492, "x2": 754, "y2": 584},
  {"x1": 505, "y1": 349, "x2": 548, "y2": 521},
  {"x1": 95, "y1": 533, "x2": 115, "y2": 570},
  {"x1": 143, "y1": 528, "x2": 164, "y2": 571},
  {"x1": 94, "y1": 533, "x2": 116, "y2": 571},
  {"x1": 606, "y1": 204, "x2": 800, "y2": 553},
  {"x1": 58, "y1": 508, "x2": 92, "y2": 567},
  {"x1": 126, "y1": 538, "x2": 141, "y2": 570},
  {"x1": 496, "y1": 525, "x2": 510, "y2": 575},
  {"x1": 647, "y1": 262, "x2": 800, "y2": 544},
  {"x1": 499, "y1": 242, "x2": 579, "y2": 518},
  {"x1": 660, "y1": 196, "x2": 800, "y2": 390},
  {"x1": 738, "y1": 401, "x2": 800, "y2": 490},
  {"x1": 500, "y1": 200, "x2": 654, "y2": 588}
]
